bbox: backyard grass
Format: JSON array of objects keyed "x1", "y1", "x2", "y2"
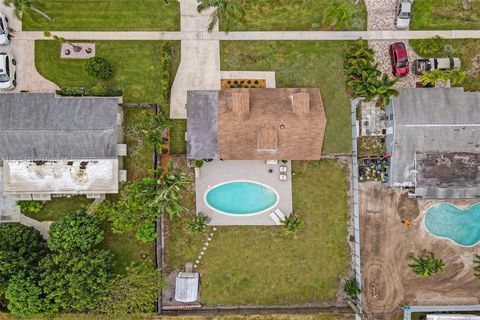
[
  {"x1": 410, "y1": 39, "x2": 480, "y2": 91},
  {"x1": 226, "y1": 0, "x2": 367, "y2": 31},
  {"x1": 411, "y1": 0, "x2": 480, "y2": 30},
  {"x1": 22, "y1": 0, "x2": 179, "y2": 31},
  {"x1": 165, "y1": 160, "x2": 350, "y2": 305},
  {"x1": 221, "y1": 41, "x2": 352, "y2": 154},
  {"x1": 24, "y1": 196, "x2": 93, "y2": 221}
]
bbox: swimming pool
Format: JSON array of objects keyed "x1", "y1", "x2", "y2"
[
  {"x1": 424, "y1": 202, "x2": 480, "y2": 247},
  {"x1": 205, "y1": 180, "x2": 279, "y2": 216}
]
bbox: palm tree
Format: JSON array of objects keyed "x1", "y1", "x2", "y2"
[
  {"x1": 5, "y1": 0, "x2": 51, "y2": 21},
  {"x1": 409, "y1": 252, "x2": 445, "y2": 277},
  {"x1": 140, "y1": 111, "x2": 173, "y2": 151},
  {"x1": 322, "y1": 1, "x2": 354, "y2": 30},
  {"x1": 421, "y1": 69, "x2": 447, "y2": 87},
  {"x1": 153, "y1": 165, "x2": 190, "y2": 220},
  {"x1": 446, "y1": 69, "x2": 465, "y2": 86},
  {"x1": 344, "y1": 39, "x2": 374, "y2": 62},
  {"x1": 375, "y1": 74, "x2": 399, "y2": 108},
  {"x1": 197, "y1": 0, "x2": 245, "y2": 33},
  {"x1": 415, "y1": 36, "x2": 447, "y2": 56},
  {"x1": 282, "y1": 213, "x2": 302, "y2": 233}
]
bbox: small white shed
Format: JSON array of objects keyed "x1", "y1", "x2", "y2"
[{"x1": 174, "y1": 272, "x2": 199, "y2": 303}]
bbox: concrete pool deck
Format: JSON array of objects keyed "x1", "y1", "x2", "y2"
[{"x1": 195, "y1": 160, "x2": 293, "y2": 225}]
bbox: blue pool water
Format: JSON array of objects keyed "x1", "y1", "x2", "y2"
[
  {"x1": 424, "y1": 202, "x2": 480, "y2": 247},
  {"x1": 205, "y1": 181, "x2": 278, "y2": 215}
]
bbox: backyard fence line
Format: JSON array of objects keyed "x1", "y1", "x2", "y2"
[{"x1": 350, "y1": 98, "x2": 363, "y2": 316}]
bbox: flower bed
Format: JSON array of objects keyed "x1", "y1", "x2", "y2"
[{"x1": 221, "y1": 79, "x2": 266, "y2": 89}]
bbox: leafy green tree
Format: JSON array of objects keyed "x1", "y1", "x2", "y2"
[
  {"x1": 48, "y1": 210, "x2": 104, "y2": 253},
  {"x1": 84, "y1": 57, "x2": 114, "y2": 81},
  {"x1": 322, "y1": 1, "x2": 354, "y2": 30},
  {"x1": 282, "y1": 213, "x2": 302, "y2": 233},
  {"x1": 197, "y1": 0, "x2": 245, "y2": 33},
  {"x1": 96, "y1": 263, "x2": 161, "y2": 314},
  {"x1": 97, "y1": 166, "x2": 190, "y2": 242},
  {"x1": 39, "y1": 250, "x2": 113, "y2": 312},
  {"x1": 409, "y1": 252, "x2": 445, "y2": 277},
  {"x1": 5, "y1": 273, "x2": 55, "y2": 317},
  {"x1": 0, "y1": 224, "x2": 47, "y2": 292},
  {"x1": 474, "y1": 254, "x2": 480, "y2": 279},
  {"x1": 187, "y1": 213, "x2": 209, "y2": 234}
]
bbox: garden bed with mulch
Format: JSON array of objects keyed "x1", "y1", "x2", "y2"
[{"x1": 221, "y1": 79, "x2": 266, "y2": 89}]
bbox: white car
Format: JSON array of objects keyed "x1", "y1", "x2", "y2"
[
  {"x1": 396, "y1": 0, "x2": 411, "y2": 29},
  {"x1": 0, "y1": 12, "x2": 9, "y2": 45},
  {"x1": 0, "y1": 52, "x2": 16, "y2": 90}
]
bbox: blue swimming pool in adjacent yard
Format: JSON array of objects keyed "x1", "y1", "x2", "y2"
[
  {"x1": 424, "y1": 202, "x2": 480, "y2": 247},
  {"x1": 205, "y1": 181, "x2": 279, "y2": 215}
]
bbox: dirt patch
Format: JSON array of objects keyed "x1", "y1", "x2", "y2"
[{"x1": 360, "y1": 182, "x2": 480, "y2": 319}]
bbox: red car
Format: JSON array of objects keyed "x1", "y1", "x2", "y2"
[{"x1": 389, "y1": 42, "x2": 409, "y2": 77}]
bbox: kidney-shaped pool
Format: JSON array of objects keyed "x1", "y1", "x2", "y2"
[
  {"x1": 205, "y1": 180, "x2": 279, "y2": 216},
  {"x1": 424, "y1": 202, "x2": 480, "y2": 247}
]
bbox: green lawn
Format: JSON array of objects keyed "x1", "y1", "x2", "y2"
[
  {"x1": 221, "y1": 41, "x2": 352, "y2": 154},
  {"x1": 410, "y1": 39, "x2": 480, "y2": 91},
  {"x1": 227, "y1": 0, "x2": 367, "y2": 31},
  {"x1": 23, "y1": 0, "x2": 179, "y2": 31},
  {"x1": 165, "y1": 160, "x2": 350, "y2": 305},
  {"x1": 411, "y1": 0, "x2": 480, "y2": 30},
  {"x1": 24, "y1": 196, "x2": 93, "y2": 221}
]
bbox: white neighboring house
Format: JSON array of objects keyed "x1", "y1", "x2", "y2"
[{"x1": 0, "y1": 93, "x2": 127, "y2": 200}]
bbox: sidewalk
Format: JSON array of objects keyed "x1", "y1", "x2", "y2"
[{"x1": 15, "y1": 29, "x2": 480, "y2": 41}]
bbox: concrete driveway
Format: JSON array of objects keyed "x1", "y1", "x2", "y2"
[{"x1": 1, "y1": 3, "x2": 58, "y2": 93}]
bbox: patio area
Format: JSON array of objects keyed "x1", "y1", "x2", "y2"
[{"x1": 195, "y1": 160, "x2": 293, "y2": 225}]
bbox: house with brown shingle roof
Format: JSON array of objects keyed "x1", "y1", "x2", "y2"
[{"x1": 186, "y1": 88, "x2": 327, "y2": 160}]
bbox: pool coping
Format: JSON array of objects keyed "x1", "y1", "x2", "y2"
[
  {"x1": 203, "y1": 179, "x2": 280, "y2": 217},
  {"x1": 422, "y1": 202, "x2": 480, "y2": 248}
]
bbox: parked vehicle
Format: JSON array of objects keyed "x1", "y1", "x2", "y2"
[
  {"x1": 389, "y1": 42, "x2": 409, "y2": 77},
  {"x1": 413, "y1": 57, "x2": 461, "y2": 75},
  {"x1": 395, "y1": 0, "x2": 412, "y2": 29},
  {"x1": 0, "y1": 52, "x2": 16, "y2": 90},
  {"x1": 0, "y1": 12, "x2": 9, "y2": 45}
]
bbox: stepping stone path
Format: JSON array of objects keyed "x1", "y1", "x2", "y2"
[{"x1": 193, "y1": 227, "x2": 217, "y2": 269}]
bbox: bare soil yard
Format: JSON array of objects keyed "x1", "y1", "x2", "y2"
[{"x1": 360, "y1": 182, "x2": 480, "y2": 319}]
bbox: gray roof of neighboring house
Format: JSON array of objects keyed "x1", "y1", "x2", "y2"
[
  {"x1": 0, "y1": 93, "x2": 119, "y2": 160},
  {"x1": 389, "y1": 88, "x2": 480, "y2": 197},
  {"x1": 186, "y1": 91, "x2": 219, "y2": 159}
]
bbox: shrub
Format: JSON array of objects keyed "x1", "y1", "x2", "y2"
[
  {"x1": 6, "y1": 274, "x2": 55, "y2": 317},
  {"x1": 83, "y1": 57, "x2": 114, "y2": 81},
  {"x1": 415, "y1": 36, "x2": 448, "y2": 56},
  {"x1": 56, "y1": 87, "x2": 122, "y2": 97},
  {"x1": 474, "y1": 254, "x2": 480, "y2": 279},
  {"x1": 48, "y1": 210, "x2": 103, "y2": 252},
  {"x1": 282, "y1": 213, "x2": 302, "y2": 233},
  {"x1": 187, "y1": 213, "x2": 209, "y2": 234},
  {"x1": 17, "y1": 201, "x2": 44, "y2": 214},
  {"x1": 195, "y1": 160, "x2": 204, "y2": 168},
  {"x1": 344, "y1": 278, "x2": 361, "y2": 297}
]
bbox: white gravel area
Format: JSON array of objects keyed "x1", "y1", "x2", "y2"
[{"x1": 364, "y1": 0, "x2": 423, "y2": 88}]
